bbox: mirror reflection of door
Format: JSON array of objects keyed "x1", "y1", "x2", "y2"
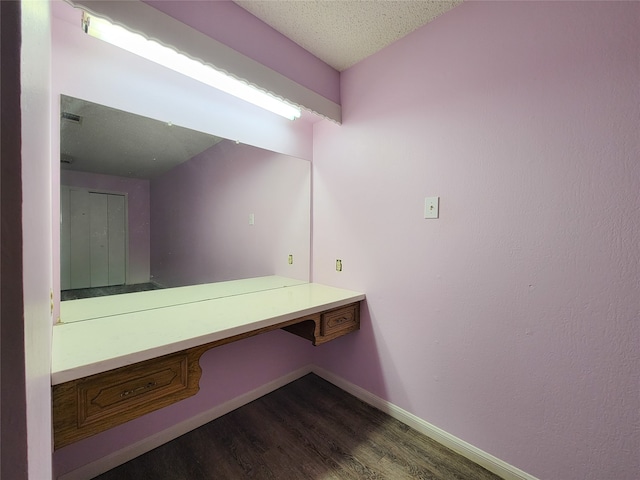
[
  {"x1": 59, "y1": 96, "x2": 311, "y2": 306},
  {"x1": 61, "y1": 186, "x2": 126, "y2": 290}
]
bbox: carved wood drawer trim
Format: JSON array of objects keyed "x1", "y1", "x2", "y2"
[
  {"x1": 316, "y1": 303, "x2": 360, "y2": 344},
  {"x1": 52, "y1": 301, "x2": 362, "y2": 449},
  {"x1": 321, "y1": 304, "x2": 358, "y2": 336},
  {"x1": 53, "y1": 349, "x2": 205, "y2": 450},
  {"x1": 77, "y1": 354, "x2": 188, "y2": 428}
]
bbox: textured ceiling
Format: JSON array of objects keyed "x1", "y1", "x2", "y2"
[
  {"x1": 234, "y1": 0, "x2": 462, "y2": 71},
  {"x1": 60, "y1": 96, "x2": 223, "y2": 179}
]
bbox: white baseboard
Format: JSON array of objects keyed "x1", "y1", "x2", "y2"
[
  {"x1": 312, "y1": 366, "x2": 538, "y2": 480},
  {"x1": 59, "y1": 364, "x2": 537, "y2": 480},
  {"x1": 57, "y1": 365, "x2": 313, "y2": 480}
]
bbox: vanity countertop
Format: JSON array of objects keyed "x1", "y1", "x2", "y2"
[{"x1": 52, "y1": 282, "x2": 365, "y2": 385}]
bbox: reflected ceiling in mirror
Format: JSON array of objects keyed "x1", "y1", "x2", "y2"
[
  {"x1": 60, "y1": 95, "x2": 224, "y2": 179},
  {"x1": 59, "y1": 95, "x2": 310, "y2": 320}
]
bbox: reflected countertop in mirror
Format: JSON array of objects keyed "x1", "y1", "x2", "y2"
[
  {"x1": 60, "y1": 275, "x2": 307, "y2": 323},
  {"x1": 59, "y1": 95, "x2": 310, "y2": 313}
]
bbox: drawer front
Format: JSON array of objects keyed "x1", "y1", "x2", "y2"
[
  {"x1": 78, "y1": 354, "x2": 188, "y2": 427},
  {"x1": 321, "y1": 304, "x2": 358, "y2": 336}
]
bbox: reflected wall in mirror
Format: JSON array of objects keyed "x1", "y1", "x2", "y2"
[{"x1": 60, "y1": 95, "x2": 310, "y2": 305}]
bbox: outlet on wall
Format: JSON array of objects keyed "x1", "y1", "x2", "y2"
[{"x1": 336, "y1": 259, "x2": 342, "y2": 272}]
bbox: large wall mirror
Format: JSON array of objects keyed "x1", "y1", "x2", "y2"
[{"x1": 59, "y1": 95, "x2": 310, "y2": 322}]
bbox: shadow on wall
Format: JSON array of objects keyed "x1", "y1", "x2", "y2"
[{"x1": 311, "y1": 301, "x2": 399, "y2": 409}]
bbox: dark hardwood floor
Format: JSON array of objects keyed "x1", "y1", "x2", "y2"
[
  {"x1": 61, "y1": 282, "x2": 162, "y2": 301},
  {"x1": 94, "y1": 374, "x2": 501, "y2": 480}
]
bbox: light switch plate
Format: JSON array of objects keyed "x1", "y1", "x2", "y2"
[{"x1": 424, "y1": 197, "x2": 439, "y2": 219}]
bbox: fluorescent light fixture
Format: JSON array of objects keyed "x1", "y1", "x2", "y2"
[{"x1": 82, "y1": 13, "x2": 301, "y2": 120}]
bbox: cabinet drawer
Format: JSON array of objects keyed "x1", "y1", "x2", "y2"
[
  {"x1": 78, "y1": 354, "x2": 188, "y2": 427},
  {"x1": 53, "y1": 349, "x2": 203, "y2": 449},
  {"x1": 321, "y1": 304, "x2": 359, "y2": 337}
]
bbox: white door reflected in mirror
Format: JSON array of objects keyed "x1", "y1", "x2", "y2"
[{"x1": 59, "y1": 95, "x2": 311, "y2": 316}]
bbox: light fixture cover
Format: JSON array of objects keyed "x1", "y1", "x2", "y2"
[{"x1": 82, "y1": 13, "x2": 301, "y2": 121}]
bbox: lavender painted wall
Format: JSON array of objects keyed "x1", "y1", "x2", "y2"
[
  {"x1": 144, "y1": 0, "x2": 340, "y2": 105},
  {"x1": 61, "y1": 170, "x2": 151, "y2": 285},
  {"x1": 312, "y1": 2, "x2": 639, "y2": 480},
  {"x1": 49, "y1": 1, "x2": 639, "y2": 478},
  {"x1": 20, "y1": 1, "x2": 54, "y2": 477},
  {"x1": 150, "y1": 139, "x2": 310, "y2": 287}
]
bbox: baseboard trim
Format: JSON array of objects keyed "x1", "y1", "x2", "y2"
[
  {"x1": 312, "y1": 366, "x2": 538, "y2": 480},
  {"x1": 57, "y1": 365, "x2": 313, "y2": 480},
  {"x1": 59, "y1": 364, "x2": 537, "y2": 480}
]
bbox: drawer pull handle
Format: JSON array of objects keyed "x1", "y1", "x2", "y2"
[{"x1": 120, "y1": 381, "x2": 157, "y2": 398}]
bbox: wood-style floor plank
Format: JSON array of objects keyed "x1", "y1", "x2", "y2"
[{"x1": 93, "y1": 374, "x2": 502, "y2": 480}]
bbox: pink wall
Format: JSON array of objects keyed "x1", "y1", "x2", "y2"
[
  {"x1": 150, "y1": 139, "x2": 310, "y2": 287},
  {"x1": 144, "y1": 0, "x2": 340, "y2": 105},
  {"x1": 312, "y1": 2, "x2": 639, "y2": 480},
  {"x1": 61, "y1": 170, "x2": 151, "y2": 285},
  {"x1": 19, "y1": 1, "x2": 54, "y2": 477},
  {"x1": 49, "y1": 1, "x2": 639, "y2": 479}
]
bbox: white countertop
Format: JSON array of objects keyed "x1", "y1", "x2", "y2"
[{"x1": 52, "y1": 281, "x2": 365, "y2": 385}]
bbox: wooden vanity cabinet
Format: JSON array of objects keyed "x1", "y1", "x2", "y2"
[{"x1": 52, "y1": 302, "x2": 360, "y2": 450}]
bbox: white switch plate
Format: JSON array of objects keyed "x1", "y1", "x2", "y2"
[
  {"x1": 249, "y1": 213, "x2": 255, "y2": 225},
  {"x1": 424, "y1": 197, "x2": 439, "y2": 219}
]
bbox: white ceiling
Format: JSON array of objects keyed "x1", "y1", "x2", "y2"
[{"x1": 233, "y1": 0, "x2": 462, "y2": 71}]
